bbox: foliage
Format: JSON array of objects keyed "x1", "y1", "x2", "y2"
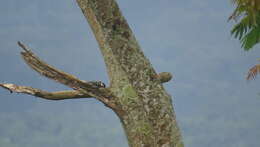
[
  {"x1": 229, "y1": 0, "x2": 260, "y2": 50},
  {"x1": 229, "y1": 0, "x2": 260, "y2": 80}
]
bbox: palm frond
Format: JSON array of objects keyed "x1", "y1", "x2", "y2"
[
  {"x1": 230, "y1": 9, "x2": 260, "y2": 50},
  {"x1": 231, "y1": 15, "x2": 251, "y2": 40},
  {"x1": 241, "y1": 26, "x2": 260, "y2": 50}
]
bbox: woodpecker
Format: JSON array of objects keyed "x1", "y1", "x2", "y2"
[{"x1": 88, "y1": 81, "x2": 106, "y2": 88}]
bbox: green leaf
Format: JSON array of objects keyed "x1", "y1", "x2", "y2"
[
  {"x1": 231, "y1": 16, "x2": 251, "y2": 40},
  {"x1": 230, "y1": 10, "x2": 260, "y2": 50},
  {"x1": 241, "y1": 26, "x2": 260, "y2": 50}
]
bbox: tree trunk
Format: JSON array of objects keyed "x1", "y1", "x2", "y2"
[
  {"x1": 76, "y1": 0, "x2": 183, "y2": 146},
  {"x1": 0, "y1": 0, "x2": 183, "y2": 146}
]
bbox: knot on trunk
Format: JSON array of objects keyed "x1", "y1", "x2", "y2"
[{"x1": 156, "y1": 72, "x2": 173, "y2": 83}]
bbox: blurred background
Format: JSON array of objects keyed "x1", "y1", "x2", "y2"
[{"x1": 0, "y1": 0, "x2": 260, "y2": 146}]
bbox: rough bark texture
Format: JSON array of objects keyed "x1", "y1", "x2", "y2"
[
  {"x1": 1, "y1": 0, "x2": 183, "y2": 147},
  {"x1": 76, "y1": 0, "x2": 183, "y2": 146}
]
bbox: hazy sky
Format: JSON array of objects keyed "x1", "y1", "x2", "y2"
[{"x1": 0, "y1": 0, "x2": 260, "y2": 147}]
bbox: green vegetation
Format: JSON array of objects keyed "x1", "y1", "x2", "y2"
[
  {"x1": 229, "y1": 0, "x2": 260, "y2": 80},
  {"x1": 229, "y1": 0, "x2": 260, "y2": 50}
]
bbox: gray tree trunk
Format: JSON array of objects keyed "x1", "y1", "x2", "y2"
[
  {"x1": 76, "y1": 0, "x2": 183, "y2": 146},
  {"x1": 0, "y1": 0, "x2": 184, "y2": 147}
]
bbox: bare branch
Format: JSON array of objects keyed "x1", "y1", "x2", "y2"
[
  {"x1": 17, "y1": 41, "x2": 117, "y2": 108},
  {"x1": 0, "y1": 83, "x2": 92, "y2": 100},
  {"x1": 18, "y1": 41, "x2": 93, "y2": 91}
]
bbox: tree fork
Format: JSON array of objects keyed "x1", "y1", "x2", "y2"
[{"x1": 1, "y1": 41, "x2": 123, "y2": 113}]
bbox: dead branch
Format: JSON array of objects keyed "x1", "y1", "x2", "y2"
[
  {"x1": 16, "y1": 41, "x2": 118, "y2": 109},
  {"x1": 0, "y1": 83, "x2": 92, "y2": 100}
]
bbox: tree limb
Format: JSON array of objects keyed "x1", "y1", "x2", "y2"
[
  {"x1": 17, "y1": 41, "x2": 118, "y2": 109},
  {"x1": 0, "y1": 83, "x2": 92, "y2": 100}
]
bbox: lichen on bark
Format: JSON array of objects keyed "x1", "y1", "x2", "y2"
[{"x1": 76, "y1": 0, "x2": 184, "y2": 146}]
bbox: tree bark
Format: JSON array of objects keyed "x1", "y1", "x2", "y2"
[{"x1": 76, "y1": 0, "x2": 183, "y2": 146}]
